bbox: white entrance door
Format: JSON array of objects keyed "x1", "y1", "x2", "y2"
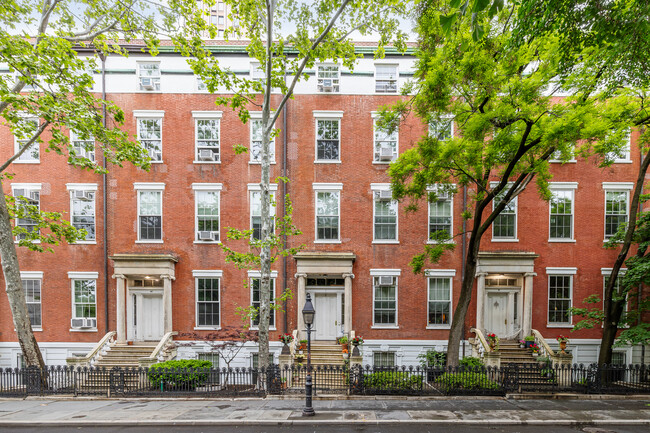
[
  {"x1": 485, "y1": 292, "x2": 508, "y2": 337},
  {"x1": 138, "y1": 294, "x2": 164, "y2": 341},
  {"x1": 312, "y1": 293, "x2": 339, "y2": 340}
]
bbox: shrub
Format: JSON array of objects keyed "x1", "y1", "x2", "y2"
[
  {"x1": 435, "y1": 372, "x2": 500, "y2": 393},
  {"x1": 363, "y1": 371, "x2": 422, "y2": 390},
  {"x1": 458, "y1": 357, "x2": 484, "y2": 369},
  {"x1": 148, "y1": 359, "x2": 212, "y2": 389},
  {"x1": 418, "y1": 349, "x2": 446, "y2": 368}
]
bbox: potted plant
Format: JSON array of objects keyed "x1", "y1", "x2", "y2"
[
  {"x1": 337, "y1": 335, "x2": 349, "y2": 351},
  {"x1": 486, "y1": 333, "x2": 498, "y2": 350},
  {"x1": 298, "y1": 339, "x2": 307, "y2": 351},
  {"x1": 530, "y1": 343, "x2": 540, "y2": 356},
  {"x1": 279, "y1": 333, "x2": 293, "y2": 354},
  {"x1": 351, "y1": 336, "x2": 364, "y2": 346},
  {"x1": 556, "y1": 335, "x2": 569, "y2": 352},
  {"x1": 524, "y1": 335, "x2": 535, "y2": 348},
  {"x1": 518, "y1": 339, "x2": 526, "y2": 348}
]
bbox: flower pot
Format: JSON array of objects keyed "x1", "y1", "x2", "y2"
[
  {"x1": 559, "y1": 341, "x2": 567, "y2": 351},
  {"x1": 525, "y1": 341, "x2": 534, "y2": 349},
  {"x1": 532, "y1": 352, "x2": 539, "y2": 357},
  {"x1": 281, "y1": 343, "x2": 290, "y2": 355}
]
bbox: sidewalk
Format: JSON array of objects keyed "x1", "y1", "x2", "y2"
[{"x1": 0, "y1": 396, "x2": 649, "y2": 426}]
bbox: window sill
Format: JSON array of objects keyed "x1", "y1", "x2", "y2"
[
  {"x1": 193, "y1": 160, "x2": 221, "y2": 164},
  {"x1": 426, "y1": 325, "x2": 451, "y2": 330},
  {"x1": 72, "y1": 241, "x2": 97, "y2": 245},
  {"x1": 548, "y1": 239, "x2": 576, "y2": 243},
  {"x1": 136, "y1": 240, "x2": 164, "y2": 244},
  {"x1": 604, "y1": 238, "x2": 624, "y2": 244},
  {"x1": 371, "y1": 325, "x2": 399, "y2": 329},
  {"x1": 427, "y1": 240, "x2": 456, "y2": 245},
  {"x1": 491, "y1": 238, "x2": 519, "y2": 242},
  {"x1": 15, "y1": 240, "x2": 41, "y2": 244},
  {"x1": 193, "y1": 240, "x2": 221, "y2": 245},
  {"x1": 611, "y1": 160, "x2": 633, "y2": 164},
  {"x1": 32, "y1": 328, "x2": 42, "y2": 332},
  {"x1": 546, "y1": 324, "x2": 573, "y2": 328},
  {"x1": 12, "y1": 160, "x2": 40, "y2": 164},
  {"x1": 149, "y1": 160, "x2": 164, "y2": 164},
  {"x1": 372, "y1": 240, "x2": 399, "y2": 244},
  {"x1": 250, "y1": 326, "x2": 277, "y2": 331},
  {"x1": 314, "y1": 240, "x2": 342, "y2": 244},
  {"x1": 372, "y1": 161, "x2": 393, "y2": 165},
  {"x1": 70, "y1": 328, "x2": 98, "y2": 332},
  {"x1": 135, "y1": 90, "x2": 162, "y2": 94},
  {"x1": 194, "y1": 326, "x2": 221, "y2": 331},
  {"x1": 249, "y1": 161, "x2": 277, "y2": 165},
  {"x1": 314, "y1": 160, "x2": 341, "y2": 164}
]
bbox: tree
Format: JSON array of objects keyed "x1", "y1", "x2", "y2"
[
  {"x1": 173, "y1": 0, "x2": 408, "y2": 369},
  {"x1": 384, "y1": 0, "x2": 625, "y2": 366},
  {"x1": 0, "y1": 0, "x2": 198, "y2": 369}
]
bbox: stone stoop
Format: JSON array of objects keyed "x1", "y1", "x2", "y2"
[
  {"x1": 94, "y1": 343, "x2": 158, "y2": 369},
  {"x1": 291, "y1": 342, "x2": 348, "y2": 389},
  {"x1": 293, "y1": 342, "x2": 346, "y2": 366},
  {"x1": 498, "y1": 341, "x2": 556, "y2": 389}
]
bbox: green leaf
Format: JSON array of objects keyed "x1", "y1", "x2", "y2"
[
  {"x1": 440, "y1": 13, "x2": 459, "y2": 35},
  {"x1": 472, "y1": 0, "x2": 491, "y2": 13}
]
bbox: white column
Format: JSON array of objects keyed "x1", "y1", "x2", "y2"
[
  {"x1": 523, "y1": 272, "x2": 536, "y2": 337},
  {"x1": 343, "y1": 273, "x2": 354, "y2": 336},
  {"x1": 113, "y1": 274, "x2": 126, "y2": 344},
  {"x1": 476, "y1": 272, "x2": 488, "y2": 331},
  {"x1": 161, "y1": 274, "x2": 175, "y2": 334},
  {"x1": 296, "y1": 273, "x2": 307, "y2": 340}
]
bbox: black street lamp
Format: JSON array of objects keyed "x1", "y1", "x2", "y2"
[{"x1": 302, "y1": 293, "x2": 316, "y2": 417}]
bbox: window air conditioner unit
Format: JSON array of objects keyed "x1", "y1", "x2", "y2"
[
  {"x1": 378, "y1": 276, "x2": 394, "y2": 286},
  {"x1": 74, "y1": 190, "x2": 93, "y2": 201},
  {"x1": 379, "y1": 146, "x2": 394, "y2": 161},
  {"x1": 378, "y1": 189, "x2": 393, "y2": 200},
  {"x1": 198, "y1": 231, "x2": 215, "y2": 241},
  {"x1": 140, "y1": 77, "x2": 155, "y2": 90},
  {"x1": 29, "y1": 191, "x2": 40, "y2": 202},
  {"x1": 322, "y1": 79, "x2": 333, "y2": 91},
  {"x1": 199, "y1": 149, "x2": 216, "y2": 161},
  {"x1": 71, "y1": 318, "x2": 96, "y2": 328},
  {"x1": 13, "y1": 189, "x2": 25, "y2": 198}
]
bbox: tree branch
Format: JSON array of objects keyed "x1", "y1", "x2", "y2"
[{"x1": 0, "y1": 121, "x2": 50, "y2": 173}]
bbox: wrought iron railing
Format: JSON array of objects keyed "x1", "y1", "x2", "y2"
[{"x1": 0, "y1": 363, "x2": 647, "y2": 397}]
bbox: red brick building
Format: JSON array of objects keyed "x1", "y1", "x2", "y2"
[{"x1": 0, "y1": 43, "x2": 645, "y2": 368}]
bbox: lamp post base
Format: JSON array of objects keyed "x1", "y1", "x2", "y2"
[{"x1": 302, "y1": 407, "x2": 315, "y2": 417}]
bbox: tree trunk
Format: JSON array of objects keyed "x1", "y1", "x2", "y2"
[{"x1": 0, "y1": 179, "x2": 45, "y2": 369}]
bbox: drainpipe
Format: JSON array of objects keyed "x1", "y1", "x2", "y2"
[
  {"x1": 461, "y1": 184, "x2": 468, "y2": 358},
  {"x1": 100, "y1": 52, "x2": 109, "y2": 334},
  {"x1": 282, "y1": 68, "x2": 289, "y2": 335}
]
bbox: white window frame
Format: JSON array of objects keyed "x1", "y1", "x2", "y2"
[
  {"x1": 134, "y1": 111, "x2": 165, "y2": 163},
  {"x1": 372, "y1": 112, "x2": 398, "y2": 163},
  {"x1": 249, "y1": 112, "x2": 276, "y2": 164},
  {"x1": 134, "y1": 182, "x2": 165, "y2": 243},
  {"x1": 603, "y1": 182, "x2": 633, "y2": 242},
  {"x1": 248, "y1": 183, "x2": 277, "y2": 241},
  {"x1": 428, "y1": 115, "x2": 454, "y2": 141},
  {"x1": 375, "y1": 63, "x2": 398, "y2": 94},
  {"x1": 317, "y1": 64, "x2": 340, "y2": 93},
  {"x1": 491, "y1": 183, "x2": 518, "y2": 242},
  {"x1": 313, "y1": 111, "x2": 343, "y2": 164},
  {"x1": 371, "y1": 183, "x2": 398, "y2": 244},
  {"x1": 248, "y1": 270, "x2": 278, "y2": 330},
  {"x1": 13, "y1": 117, "x2": 40, "y2": 164},
  {"x1": 606, "y1": 129, "x2": 632, "y2": 163},
  {"x1": 69, "y1": 130, "x2": 95, "y2": 162},
  {"x1": 66, "y1": 183, "x2": 98, "y2": 244},
  {"x1": 193, "y1": 270, "x2": 223, "y2": 330},
  {"x1": 313, "y1": 183, "x2": 343, "y2": 244},
  {"x1": 68, "y1": 272, "x2": 98, "y2": 331},
  {"x1": 21, "y1": 271, "x2": 43, "y2": 331},
  {"x1": 546, "y1": 267, "x2": 576, "y2": 327},
  {"x1": 370, "y1": 269, "x2": 400, "y2": 328},
  {"x1": 425, "y1": 269, "x2": 456, "y2": 329},
  {"x1": 548, "y1": 182, "x2": 578, "y2": 243},
  {"x1": 192, "y1": 183, "x2": 222, "y2": 244},
  {"x1": 250, "y1": 61, "x2": 265, "y2": 82},
  {"x1": 192, "y1": 111, "x2": 222, "y2": 163},
  {"x1": 427, "y1": 184, "x2": 455, "y2": 244},
  {"x1": 12, "y1": 183, "x2": 42, "y2": 242},
  {"x1": 137, "y1": 62, "x2": 161, "y2": 91}
]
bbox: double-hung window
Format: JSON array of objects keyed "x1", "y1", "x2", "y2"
[
  {"x1": 426, "y1": 270, "x2": 455, "y2": 327},
  {"x1": 313, "y1": 183, "x2": 342, "y2": 242},
  {"x1": 68, "y1": 272, "x2": 98, "y2": 329},
  {"x1": 249, "y1": 183, "x2": 277, "y2": 240},
  {"x1": 193, "y1": 111, "x2": 222, "y2": 163},
  {"x1": 249, "y1": 271, "x2": 277, "y2": 329},
  {"x1": 21, "y1": 272, "x2": 43, "y2": 329},
  {"x1": 428, "y1": 185, "x2": 453, "y2": 241},
  {"x1": 12, "y1": 183, "x2": 41, "y2": 240},
  {"x1": 375, "y1": 64, "x2": 397, "y2": 93},
  {"x1": 66, "y1": 184, "x2": 97, "y2": 242},
  {"x1": 317, "y1": 65, "x2": 340, "y2": 92},
  {"x1": 606, "y1": 129, "x2": 632, "y2": 163},
  {"x1": 137, "y1": 62, "x2": 160, "y2": 91},
  {"x1": 428, "y1": 116, "x2": 453, "y2": 141},
  {"x1": 192, "y1": 184, "x2": 221, "y2": 243},
  {"x1": 134, "y1": 111, "x2": 164, "y2": 162},
  {"x1": 603, "y1": 183, "x2": 633, "y2": 240},
  {"x1": 314, "y1": 111, "x2": 343, "y2": 163},
  {"x1": 249, "y1": 114, "x2": 275, "y2": 163},
  {"x1": 602, "y1": 268, "x2": 629, "y2": 325},
  {"x1": 134, "y1": 183, "x2": 164, "y2": 242},
  {"x1": 373, "y1": 352, "x2": 396, "y2": 368},
  {"x1": 546, "y1": 267, "x2": 576, "y2": 326},
  {"x1": 492, "y1": 187, "x2": 517, "y2": 241},
  {"x1": 373, "y1": 114, "x2": 398, "y2": 163},
  {"x1": 549, "y1": 183, "x2": 577, "y2": 241},
  {"x1": 371, "y1": 269, "x2": 400, "y2": 327},
  {"x1": 371, "y1": 184, "x2": 398, "y2": 242},
  {"x1": 14, "y1": 118, "x2": 40, "y2": 163},
  {"x1": 193, "y1": 270, "x2": 222, "y2": 329},
  {"x1": 70, "y1": 130, "x2": 95, "y2": 161}
]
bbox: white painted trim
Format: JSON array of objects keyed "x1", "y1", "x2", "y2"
[
  {"x1": 136, "y1": 188, "x2": 163, "y2": 242},
  {"x1": 370, "y1": 183, "x2": 391, "y2": 190},
  {"x1": 134, "y1": 182, "x2": 165, "y2": 190},
  {"x1": 247, "y1": 271, "x2": 279, "y2": 278},
  {"x1": 314, "y1": 188, "x2": 341, "y2": 242},
  {"x1": 546, "y1": 273, "x2": 574, "y2": 327},
  {"x1": 67, "y1": 272, "x2": 99, "y2": 279},
  {"x1": 312, "y1": 110, "x2": 344, "y2": 118},
  {"x1": 133, "y1": 110, "x2": 165, "y2": 118},
  {"x1": 65, "y1": 183, "x2": 98, "y2": 191},
  {"x1": 247, "y1": 183, "x2": 278, "y2": 191},
  {"x1": 601, "y1": 267, "x2": 627, "y2": 275},
  {"x1": 549, "y1": 182, "x2": 578, "y2": 190},
  {"x1": 426, "y1": 275, "x2": 453, "y2": 328},
  {"x1": 11, "y1": 183, "x2": 42, "y2": 190},
  {"x1": 193, "y1": 189, "x2": 220, "y2": 243},
  {"x1": 20, "y1": 271, "x2": 43, "y2": 278},
  {"x1": 191, "y1": 183, "x2": 223, "y2": 191},
  {"x1": 370, "y1": 269, "x2": 402, "y2": 276},
  {"x1": 425, "y1": 269, "x2": 457, "y2": 277},
  {"x1": 191, "y1": 111, "x2": 223, "y2": 119},
  {"x1": 314, "y1": 117, "x2": 341, "y2": 163},
  {"x1": 545, "y1": 267, "x2": 578, "y2": 275},
  {"x1": 194, "y1": 273, "x2": 221, "y2": 329},
  {"x1": 548, "y1": 188, "x2": 575, "y2": 241},
  {"x1": 192, "y1": 270, "x2": 224, "y2": 277},
  {"x1": 312, "y1": 183, "x2": 343, "y2": 191},
  {"x1": 602, "y1": 182, "x2": 634, "y2": 190}
]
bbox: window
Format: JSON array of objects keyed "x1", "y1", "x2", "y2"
[
  {"x1": 373, "y1": 352, "x2": 396, "y2": 368},
  {"x1": 21, "y1": 272, "x2": 42, "y2": 329},
  {"x1": 373, "y1": 117, "x2": 398, "y2": 162},
  {"x1": 218, "y1": 15, "x2": 224, "y2": 25},
  {"x1": 12, "y1": 184, "x2": 41, "y2": 240},
  {"x1": 546, "y1": 268, "x2": 575, "y2": 325},
  {"x1": 192, "y1": 184, "x2": 221, "y2": 242},
  {"x1": 375, "y1": 64, "x2": 397, "y2": 93},
  {"x1": 250, "y1": 276, "x2": 276, "y2": 328},
  {"x1": 249, "y1": 117, "x2": 275, "y2": 163},
  {"x1": 136, "y1": 117, "x2": 163, "y2": 162},
  {"x1": 605, "y1": 189, "x2": 629, "y2": 239},
  {"x1": 317, "y1": 65, "x2": 340, "y2": 92},
  {"x1": 197, "y1": 76, "x2": 207, "y2": 91},
  {"x1": 549, "y1": 184, "x2": 577, "y2": 241},
  {"x1": 250, "y1": 62, "x2": 265, "y2": 82},
  {"x1": 198, "y1": 352, "x2": 220, "y2": 368},
  {"x1": 194, "y1": 271, "x2": 222, "y2": 328},
  {"x1": 193, "y1": 112, "x2": 222, "y2": 162},
  {"x1": 135, "y1": 183, "x2": 164, "y2": 242},
  {"x1": 427, "y1": 274, "x2": 453, "y2": 327},
  {"x1": 14, "y1": 118, "x2": 39, "y2": 163},
  {"x1": 70, "y1": 130, "x2": 95, "y2": 161},
  {"x1": 428, "y1": 186, "x2": 453, "y2": 241},
  {"x1": 602, "y1": 268, "x2": 629, "y2": 323},
  {"x1": 315, "y1": 118, "x2": 341, "y2": 162},
  {"x1": 314, "y1": 183, "x2": 342, "y2": 242},
  {"x1": 137, "y1": 62, "x2": 160, "y2": 91},
  {"x1": 69, "y1": 272, "x2": 98, "y2": 329},
  {"x1": 67, "y1": 185, "x2": 97, "y2": 242},
  {"x1": 249, "y1": 184, "x2": 277, "y2": 240},
  {"x1": 492, "y1": 189, "x2": 517, "y2": 240},
  {"x1": 429, "y1": 117, "x2": 453, "y2": 141},
  {"x1": 371, "y1": 270, "x2": 399, "y2": 327},
  {"x1": 372, "y1": 185, "x2": 397, "y2": 242},
  {"x1": 606, "y1": 129, "x2": 631, "y2": 163}
]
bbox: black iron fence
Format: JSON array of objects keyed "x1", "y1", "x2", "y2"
[{"x1": 0, "y1": 364, "x2": 648, "y2": 397}]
